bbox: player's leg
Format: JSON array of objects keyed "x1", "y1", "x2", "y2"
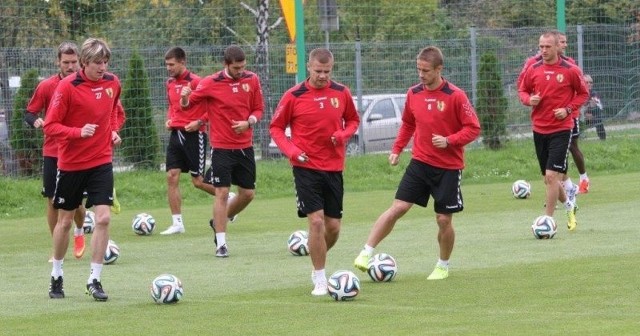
[
  {"x1": 189, "y1": 131, "x2": 216, "y2": 196},
  {"x1": 427, "y1": 167, "x2": 463, "y2": 280},
  {"x1": 569, "y1": 122, "x2": 589, "y2": 193},
  {"x1": 162, "y1": 131, "x2": 187, "y2": 234},
  {"x1": 49, "y1": 169, "x2": 85, "y2": 299},
  {"x1": 210, "y1": 149, "x2": 236, "y2": 256},
  {"x1": 72, "y1": 205, "x2": 86, "y2": 259},
  {"x1": 85, "y1": 164, "x2": 114, "y2": 301},
  {"x1": 548, "y1": 131, "x2": 577, "y2": 230},
  {"x1": 227, "y1": 147, "x2": 256, "y2": 220},
  {"x1": 307, "y1": 210, "x2": 329, "y2": 296}
]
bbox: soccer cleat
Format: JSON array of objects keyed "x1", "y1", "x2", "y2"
[
  {"x1": 311, "y1": 281, "x2": 328, "y2": 296},
  {"x1": 73, "y1": 234, "x2": 85, "y2": 259},
  {"x1": 567, "y1": 207, "x2": 578, "y2": 231},
  {"x1": 49, "y1": 276, "x2": 65, "y2": 299},
  {"x1": 160, "y1": 224, "x2": 185, "y2": 235},
  {"x1": 353, "y1": 250, "x2": 371, "y2": 272},
  {"x1": 216, "y1": 244, "x2": 229, "y2": 258},
  {"x1": 110, "y1": 187, "x2": 121, "y2": 214},
  {"x1": 427, "y1": 265, "x2": 449, "y2": 280},
  {"x1": 579, "y1": 179, "x2": 590, "y2": 194},
  {"x1": 86, "y1": 279, "x2": 108, "y2": 301}
]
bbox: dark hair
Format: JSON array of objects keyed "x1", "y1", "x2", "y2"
[
  {"x1": 165, "y1": 47, "x2": 186, "y2": 61},
  {"x1": 223, "y1": 45, "x2": 245, "y2": 64},
  {"x1": 416, "y1": 46, "x2": 444, "y2": 67},
  {"x1": 57, "y1": 41, "x2": 79, "y2": 60},
  {"x1": 308, "y1": 48, "x2": 334, "y2": 64}
]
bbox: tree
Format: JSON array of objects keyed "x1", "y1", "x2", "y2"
[
  {"x1": 9, "y1": 69, "x2": 43, "y2": 176},
  {"x1": 120, "y1": 51, "x2": 159, "y2": 170},
  {"x1": 476, "y1": 53, "x2": 507, "y2": 150}
]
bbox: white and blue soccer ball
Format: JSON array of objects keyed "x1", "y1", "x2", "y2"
[
  {"x1": 531, "y1": 215, "x2": 557, "y2": 239},
  {"x1": 104, "y1": 239, "x2": 120, "y2": 264},
  {"x1": 83, "y1": 210, "x2": 95, "y2": 234},
  {"x1": 150, "y1": 274, "x2": 184, "y2": 304},
  {"x1": 367, "y1": 253, "x2": 398, "y2": 282},
  {"x1": 327, "y1": 270, "x2": 361, "y2": 301},
  {"x1": 512, "y1": 180, "x2": 531, "y2": 199},
  {"x1": 132, "y1": 213, "x2": 156, "y2": 235},
  {"x1": 287, "y1": 230, "x2": 309, "y2": 256}
]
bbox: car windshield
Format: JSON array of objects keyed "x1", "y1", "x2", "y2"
[{"x1": 353, "y1": 97, "x2": 372, "y2": 114}]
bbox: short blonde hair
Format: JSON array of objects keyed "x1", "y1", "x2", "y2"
[{"x1": 80, "y1": 38, "x2": 111, "y2": 67}]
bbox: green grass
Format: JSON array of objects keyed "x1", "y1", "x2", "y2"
[{"x1": 1, "y1": 135, "x2": 640, "y2": 334}]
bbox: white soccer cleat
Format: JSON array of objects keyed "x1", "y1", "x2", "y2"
[
  {"x1": 311, "y1": 281, "x2": 328, "y2": 296},
  {"x1": 160, "y1": 224, "x2": 185, "y2": 235}
]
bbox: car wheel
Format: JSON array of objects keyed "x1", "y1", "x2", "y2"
[{"x1": 346, "y1": 140, "x2": 360, "y2": 156}]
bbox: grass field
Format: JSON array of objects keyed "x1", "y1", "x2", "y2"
[{"x1": 2, "y1": 168, "x2": 640, "y2": 335}]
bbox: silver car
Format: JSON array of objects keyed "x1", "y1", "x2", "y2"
[{"x1": 267, "y1": 93, "x2": 407, "y2": 157}]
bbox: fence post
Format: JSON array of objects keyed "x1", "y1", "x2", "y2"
[
  {"x1": 470, "y1": 25, "x2": 478, "y2": 106},
  {"x1": 355, "y1": 33, "x2": 365, "y2": 154},
  {"x1": 577, "y1": 25, "x2": 584, "y2": 69}
]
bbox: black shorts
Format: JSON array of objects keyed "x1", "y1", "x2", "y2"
[
  {"x1": 395, "y1": 159, "x2": 464, "y2": 214},
  {"x1": 533, "y1": 130, "x2": 571, "y2": 175},
  {"x1": 165, "y1": 130, "x2": 208, "y2": 177},
  {"x1": 53, "y1": 163, "x2": 114, "y2": 211},
  {"x1": 570, "y1": 118, "x2": 580, "y2": 138},
  {"x1": 208, "y1": 147, "x2": 256, "y2": 189},
  {"x1": 293, "y1": 167, "x2": 343, "y2": 219},
  {"x1": 42, "y1": 156, "x2": 58, "y2": 198}
]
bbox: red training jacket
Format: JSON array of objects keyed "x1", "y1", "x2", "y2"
[
  {"x1": 166, "y1": 70, "x2": 206, "y2": 131},
  {"x1": 26, "y1": 74, "x2": 63, "y2": 157}
]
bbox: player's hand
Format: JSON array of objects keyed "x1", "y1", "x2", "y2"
[
  {"x1": 81, "y1": 124, "x2": 98, "y2": 138},
  {"x1": 165, "y1": 119, "x2": 172, "y2": 130},
  {"x1": 33, "y1": 118, "x2": 44, "y2": 129},
  {"x1": 185, "y1": 120, "x2": 200, "y2": 132},
  {"x1": 529, "y1": 92, "x2": 541, "y2": 106},
  {"x1": 111, "y1": 131, "x2": 122, "y2": 146},
  {"x1": 432, "y1": 134, "x2": 448, "y2": 148},
  {"x1": 296, "y1": 152, "x2": 309, "y2": 163},
  {"x1": 180, "y1": 86, "x2": 192, "y2": 97},
  {"x1": 231, "y1": 119, "x2": 249, "y2": 134},
  {"x1": 388, "y1": 153, "x2": 400, "y2": 166},
  {"x1": 553, "y1": 108, "x2": 570, "y2": 119}
]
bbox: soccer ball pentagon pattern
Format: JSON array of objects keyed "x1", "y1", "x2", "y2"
[
  {"x1": 367, "y1": 253, "x2": 398, "y2": 282},
  {"x1": 327, "y1": 270, "x2": 361, "y2": 301},
  {"x1": 512, "y1": 180, "x2": 531, "y2": 199},
  {"x1": 150, "y1": 274, "x2": 184, "y2": 304},
  {"x1": 83, "y1": 210, "x2": 95, "y2": 234},
  {"x1": 287, "y1": 230, "x2": 309, "y2": 256},
  {"x1": 104, "y1": 239, "x2": 120, "y2": 264},
  {"x1": 531, "y1": 215, "x2": 557, "y2": 239},
  {"x1": 132, "y1": 213, "x2": 156, "y2": 235}
]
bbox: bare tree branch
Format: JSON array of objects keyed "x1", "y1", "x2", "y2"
[
  {"x1": 213, "y1": 16, "x2": 255, "y2": 50},
  {"x1": 240, "y1": 2, "x2": 257, "y2": 17},
  {"x1": 269, "y1": 16, "x2": 283, "y2": 31}
]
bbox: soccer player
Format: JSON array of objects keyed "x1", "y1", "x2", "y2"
[
  {"x1": 353, "y1": 46, "x2": 480, "y2": 281},
  {"x1": 44, "y1": 38, "x2": 122, "y2": 301},
  {"x1": 517, "y1": 31, "x2": 587, "y2": 199},
  {"x1": 180, "y1": 45, "x2": 263, "y2": 257},
  {"x1": 270, "y1": 48, "x2": 360, "y2": 296},
  {"x1": 582, "y1": 74, "x2": 606, "y2": 142},
  {"x1": 160, "y1": 47, "x2": 216, "y2": 235},
  {"x1": 518, "y1": 31, "x2": 589, "y2": 231},
  {"x1": 25, "y1": 41, "x2": 87, "y2": 260},
  {"x1": 559, "y1": 33, "x2": 590, "y2": 194}
]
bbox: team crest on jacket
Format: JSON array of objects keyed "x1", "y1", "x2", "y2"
[
  {"x1": 106, "y1": 88, "x2": 113, "y2": 98},
  {"x1": 330, "y1": 97, "x2": 339, "y2": 108},
  {"x1": 556, "y1": 74, "x2": 564, "y2": 83},
  {"x1": 437, "y1": 101, "x2": 445, "y2": 112},
  {"x1": 242, "y1": 83, "x2": 250, "y2": 92}
]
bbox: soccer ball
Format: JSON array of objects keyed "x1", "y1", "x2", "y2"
[
  {"x1": 83, "y1": 210, "x2": 95, "y2": 234},
  {"x1": 327, "y1": 270, "x2": 361, "y2": 301},
  {"x1": 132, "y1": 213, "x2": 156, "y2": 235},
  {"x1": 367, "y1": 253, "x2": 398, "y2": 282},
  {"x1": 104, "y1": 239, "x2": 120, "y2": 264},
  {"x1": 150, "y1": 274, "x2": 184, "y2": 304},
  {"x1": 287, "y1": 230, "x2": 309, "y2": 256},
  {"x1": 512, "y1": 180, "x2": 531, "y2": 199},
  {"x1": 531, "y1": 215, "x2": 557, "y2": 239}
]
